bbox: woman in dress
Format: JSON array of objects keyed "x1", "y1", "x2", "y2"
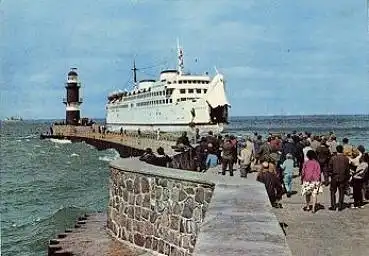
[{"x1": 301, "y1": 150, "x2": 322, "y2": 213}]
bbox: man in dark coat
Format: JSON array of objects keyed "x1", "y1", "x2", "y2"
[
  {"x1": 328, "y1": 145, "x2": 350, "y2": 211},
  {"x1": 316, "y1": 139, "x2": 331, "y2": 186}
]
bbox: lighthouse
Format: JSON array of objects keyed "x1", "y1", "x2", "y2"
[{"x1": 63, "y1": 68, "x2": 83, "y2": 125}]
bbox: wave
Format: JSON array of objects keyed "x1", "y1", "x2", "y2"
[
  {"x1": 70, "y1": 153, "x2": 79, "y2": 157},
  {"x1": 98, "y1": 148, "x2": 120, "y2": 162},
  {"x1": 5, "y1": 205, "x2": 84, "y2": 232},
  {"x1": 49, "y1": 138, "x2": 72, "y2": 144}
]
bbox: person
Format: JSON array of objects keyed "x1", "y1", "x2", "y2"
[
  {"x1": 257, "y1": 162, "x2": 284, "y2": 208},
  {"x1": 301, "y1": 150, "x2": 322, "y2": 213},
  {"x1": 150, "y1": 147, "x2": 172, "y2": 167},
  {"x1": 328, "y1": 145, "x2": 350, "y2": 211},
  {"x1": 175, "y1": 132, "x2": 191, "y2": 151},
  {"x1": 221, "y1": 137, "x2": 235, "y2": 176},
  {"x1": 351, "y1": 153, "x2": 368, "y2": 208},
  {"x1": 281, "y1": 153, "x2": 294, "y2": 197},
  {"x1": 328, "y1": 135, "x2": 338, "y2": 155},
  {"x1": 205, "y1": 143, "x2": 218, "y2": 170},
  {"x1": 316, "y1": 139, "x2": 331, "y2": 186},
  {"x1": 238, "y1": 142, "x2": 253, "y2": 178},
  {"x1": 303, "y1": 141, "x2": 313, "y2": 163},
  {"x1": 139, "y1": 148, "x2": 155, "y2": 162},
  {"x1": 257, "y1": 137, "x2": 272, "y2": 163}
]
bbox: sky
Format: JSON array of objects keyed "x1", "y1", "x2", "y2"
[{"x1": 0, "y1": 0, "x2": 368, "y2": 119}]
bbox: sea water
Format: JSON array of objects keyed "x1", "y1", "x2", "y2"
[{"x1": 1, "y1": 115, "x2": 368, "y2": 255}]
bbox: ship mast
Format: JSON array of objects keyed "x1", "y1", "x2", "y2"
[
  {"x1": 177, "y1": 39, "x2": 184, "y2": 75},
  {"x1": 132, "y1": 59, "x2": 138, "y2": 84}
]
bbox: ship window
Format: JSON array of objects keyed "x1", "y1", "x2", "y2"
[
  {"x1": 188, "y1": 89, "x2": 194, "y2": 93},
  {"x1": 188, "y1": 80, "x2": 192, "y2": 84},
  {"x1": 177, "y1": 99, "x2": 180, "y2": 102},
  {"x1": 183, "y1": 80, "x2": 187, "y2": 84},
  {"x1": 173, "y1": 80, "x2": 177, "y2": 83},
  {"x1": 178, "y1": 81, "x2": 182, "y2": 84},
  {"x1": 180, "y1": 89, "x2": 185, "y2": 94},
  {"x1": 196, "y1": 89, "x2": 201, "y2": 93},
  {"x1": 181, "y1": 98, "x2": 186, "y2": 101},
  {"x1": 169, "y1": 99, "x2": 172, "y2": 103},
  {"x1": 166, "y1": 99, "x2": 168, "y2": 104},
  {"x1": 167, "y1": 81, "x2": 171, "y2": 84},
  {"x1": 204, "y1": 89, "x2": 207, "y2": 93}
]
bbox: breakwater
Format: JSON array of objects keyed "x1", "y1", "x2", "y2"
[{"x1": 44, "y1": 125, "x2": 291, "y2": 256}]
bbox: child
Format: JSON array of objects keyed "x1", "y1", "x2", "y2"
[{"x1": 281, "y1": 153, "x2": 294, "y2": 197}]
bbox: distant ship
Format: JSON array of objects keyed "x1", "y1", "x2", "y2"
[
  {"x1": 3, "y1": 116, "x2": 23, "y2": 122},
  {"x1": 105, "y1": 43, "x2": 230, "y2": 134}
]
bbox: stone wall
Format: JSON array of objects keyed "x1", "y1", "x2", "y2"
[
  {"x1": 107, "y1": 166, "x2": 214, "y2": 256},
  {"x1": 108, "y1": 158, "x2": 292, "y2": 256}
]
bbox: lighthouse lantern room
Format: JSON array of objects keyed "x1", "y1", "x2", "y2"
[{"x1": 63, "y1": 68, "x2": 83, "y2": 125}]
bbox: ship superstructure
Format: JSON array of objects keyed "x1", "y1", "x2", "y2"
[{"x1": 105, "y1": 44, "x2": 230, "y2": 133}]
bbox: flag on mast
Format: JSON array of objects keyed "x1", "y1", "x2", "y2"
[{"x1": 177, "y1": 39, "x2": 184, "y2": 74}]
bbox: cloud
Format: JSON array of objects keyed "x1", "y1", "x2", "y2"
[{"x1": 0, "y1": 0, "x2": 368, "y2": 119}]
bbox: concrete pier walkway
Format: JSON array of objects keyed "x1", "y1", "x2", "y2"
[
  {"x1": 50, "y1": 125, "x2": 178, "y2": 155},
  {"x1": 207, "y1": 165, "x2": 369, "y2": 256},
  {"x1": 270, "y1": 169, "x2": 369, "y2": 256}
]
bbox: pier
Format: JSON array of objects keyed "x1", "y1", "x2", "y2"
[{"x1": 44, "y1": 125, "x2": 369, "y2": 256}]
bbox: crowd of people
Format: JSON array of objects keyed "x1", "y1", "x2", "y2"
[{"x1": 169, "y1": 130, "x2": 369, "y2": 211}]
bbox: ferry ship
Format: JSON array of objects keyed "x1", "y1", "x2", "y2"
[
  {"x1": 3, "y1": 116, "x2": 23, "y2": 122},
  {"x1": 105, "y1": 44, "x2": 230, "y2": 134}
]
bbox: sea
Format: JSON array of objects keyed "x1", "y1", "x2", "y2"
[{"x1": 1, "y1": 115, "x2": 369, "y2": 256}]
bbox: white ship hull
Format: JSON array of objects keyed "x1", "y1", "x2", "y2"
[{"x1": 105, "y1": 45, "x2": 230, "y2": 135}]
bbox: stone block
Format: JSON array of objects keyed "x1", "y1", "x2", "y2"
[
  {"x1": 128, "y1": 193, "x2": 135, "y2": 205},
  {"x1": 126, "y1": 179, "x2": 133, "y2": 192},
  {"x1": 180, "y1": 218, "x2": 186, "y2": 233},
  {"x1": 145, "y1": 236, "x2": 153, "y2": 249},
  {"x1": 134, "y1": 206, "x2": 141, "y2": 220},
  {"x1": 141, "y1": 208, "x2": 150, "y2": 220},
  {"x1": 163, "y1": 188, "x2": 170, "y2": 201},
  {"x1": 182, "y1": 199, "x2": 194, "y2": 219},
  {"x1": 134, "y1": 177, "x2": 141, "y2": 194},
  {"x1": 182, "y1": 235, "x2": 190, "y2": 249},
  {"x1": 170, "y1": 215, "x2": 180, "y2": 231},
  {"x1": 158, "y1": 178, "x2": 168, "y2": 187},
  {"x1": 193, "y1": 207, "x2": 202, "y2": 222},
  {"x1": 133, "y1": 220, "x2": 139, "y2": 232},
  {"x1": 141, "y1": 177, "x2": 150, "y2": 193},
  {"x1": 171, "y1": 187, "x2": 179, "y2": 201},
  {"x1": 135, "y1": 194, "x2": 143, "y2": 206},
  {"x1": 152, "y1": 237, "x2": 158, "y2": 251},
  {"x1": 204, "y1": 189, "x2": 213, "y2": 203},
  {"x1": 126, "y1": 206, "x2": 134, "y2": 219},
  {"x1": 150, "y1": 211, "x2": 158, "y2": 223},
  {"x1": 164, "y1": 242, "x2": 170, "y2": 255},
  {"x1": 155, "y1": 187, "x2": 163, "y2": 200},
  {"x1": 127, "y1": 219, "x2": 132, "y2": 232},
  {"x1": 134, "y1": 233, "x2": 145, "y2": 247},
  {"x1": 185, "y1": 187, "x2": 195, "y2": 195},
  {"x1": 156, "y1": 201, "x2": 165, "y2": 213},
  {"x1": 123, "y1": 190, "x2": 128, "y2": 202},
  {"x1": 173, "y1": 202, "x2": 182, "y2": 215},
  {"x1": 195, "y1": 187, "x2": 205, "y2": 203},
  {"x1": 158, "y1": 239, "x2": 165, "y2": 254},
  {"x1": 179, "y1": 189, "x2": 187, "y2": 202},
  {"x1": 143, "y1": 194, "x2": 150, "y2": 208}
]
